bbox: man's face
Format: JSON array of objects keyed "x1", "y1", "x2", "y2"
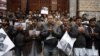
[
  {"x1": 76, "y1": 19, "x2": 82, "y2": 25},
  {"x1": 47, "y1": 16, "x2": 54, "y2": 24},
  {"x1": 62, "y1": 19, "x2": 69, "y2": 26},
  {"x1": 28, "y1": 15, "x2": 32, "y2": 19},
  {"x1": 29, "y1": 11, "x2": 33, "y2": 15},
  {"x1": 90, "y1": 21, "x2": 96, "y2": 27}
]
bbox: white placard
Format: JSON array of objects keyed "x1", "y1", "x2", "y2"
[
  {"x1": 14, "y1": 22, "x2": 26, "y2": 30},
  {"x1": 41, "y1": 10, "x2": 48, "y2": 15},
  {"x1": 41, "y1": 7, "x2": 48, "y2": 14},
  {"x1": 0, "y1": 28, "x2": 15, "y2": 56},
  {"x1": 57, "y1": 31, "x2": 76, "y2": 55},
  {"x1": 29, "y1": 30, "x2": 40, "y2": 36}
]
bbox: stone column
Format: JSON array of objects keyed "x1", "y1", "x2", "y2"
[{"x1": 69, "y1": 0, "x2": 77, "y2": 17}]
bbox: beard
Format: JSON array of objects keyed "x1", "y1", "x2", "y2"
[{"x1": 91, "y1": 25, "x2": 96, "y2": 28}]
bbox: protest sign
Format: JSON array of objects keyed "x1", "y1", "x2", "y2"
[
  {"x1": 41, "y1": 7, "x2": 48, "y2": 14},
  {"x1": 0, "y1": 28, "x2": 15, "y2": 56},
  {"x1": 57, "y1": 31, "x2": 76, "y2": 55}
]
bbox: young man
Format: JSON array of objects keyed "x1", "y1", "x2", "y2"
[
  {"x1": 13, "y1": 19, "x2": 27, "y2": 56},
  {"x1": 86, "y1": 18, "x2": 100, "y2": 56},
  {"x1": 71, "y1": 17, "x2": 90, "y2": 56},
  {"x1": 59, "y1": 18, "x2": 71, "y2": 56}
]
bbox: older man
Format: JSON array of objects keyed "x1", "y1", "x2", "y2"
[{"x1": 40, "y1": 15, "x2": 61, "y2": 56}]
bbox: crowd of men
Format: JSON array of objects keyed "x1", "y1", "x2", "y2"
[{"x1": 0, "y1": 8, "x2": 100, "y2": 56}]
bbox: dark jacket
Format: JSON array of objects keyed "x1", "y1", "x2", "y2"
[
  {"x1": 40, "y1": 23, "x2": 62, "y2": 48},
  {"x1": 86, "y1": 25, "x2": 100, "y2": 49},
  {"x1": 71, "y1": 25, "x2": 90, "y2": 48},
  {"x1": 13, "y1": 30, "x2": 26, "y2": 47},
  {"x1": 23, "y1": 26, "x2": 42, "y2": 55},
  {"x1": 60, "y1": 24, "x2": 72, "y2": 39},
  {"x1": 5, "y1": 26, "x2": 14, "y2": 41}
]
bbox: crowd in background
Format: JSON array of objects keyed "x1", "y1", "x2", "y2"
[{"x1": 0, "y1": 8, "x2": 100, "y2": 56}]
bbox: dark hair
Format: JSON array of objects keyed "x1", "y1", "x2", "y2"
[
  {"x1": 82, "y1": 14, "x2": 88, "y2": 17},
  {"x1": 75, "y1": 17, "x2": 82, "y2": 21},
  {"x1": 69, "y1": 17, "x2": 73, "y2": 22},
  {"x1": 89, "y1": 18, "x2": 96, "y2": 23}
]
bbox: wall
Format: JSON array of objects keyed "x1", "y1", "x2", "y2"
[
  {"x1": 69, "y1": 0, "x2": 77, "y2": 17},
  {"x1": 7, "y1": 0, "x2": 21, "y2": 12},
  {"x1": 7, "y1": 0, "x2": 69, "y2": 12},
  {"x1": 78, "y1": 0, "x2": 100, "y2": 20}
]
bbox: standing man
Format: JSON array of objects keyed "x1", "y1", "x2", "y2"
[
  {"x1": 86, "y1": 18, "x2": 100, "y2": 56},
  {"x1": 40, "y1": 15, "x2": 61, "y2": 56},
  {"x1": 59, "y1": 18, "x2": 71, "y2": 56},
  {"x1": 13, "y1": 19, "x2": 27, "y2": 56},
  {"x1": 15, "y1": 8, "x2": 23, "y2": 19},
  {"x1": 71, "y1": 17, "x2": 90, "y2": 56}
]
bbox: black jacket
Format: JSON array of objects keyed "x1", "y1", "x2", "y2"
[
  {"x1": 71, "y1": 25, "x2": 90, "y2": 48},
  {"x1": 40, "y1": 23, "x2": 62, "y2": 48},
  {"x1": 86, "y1": 26, "x2": 100, "y2": 49},
  {"x1": 13, "y1": 30, "x2": 27, "y2": 47}
]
